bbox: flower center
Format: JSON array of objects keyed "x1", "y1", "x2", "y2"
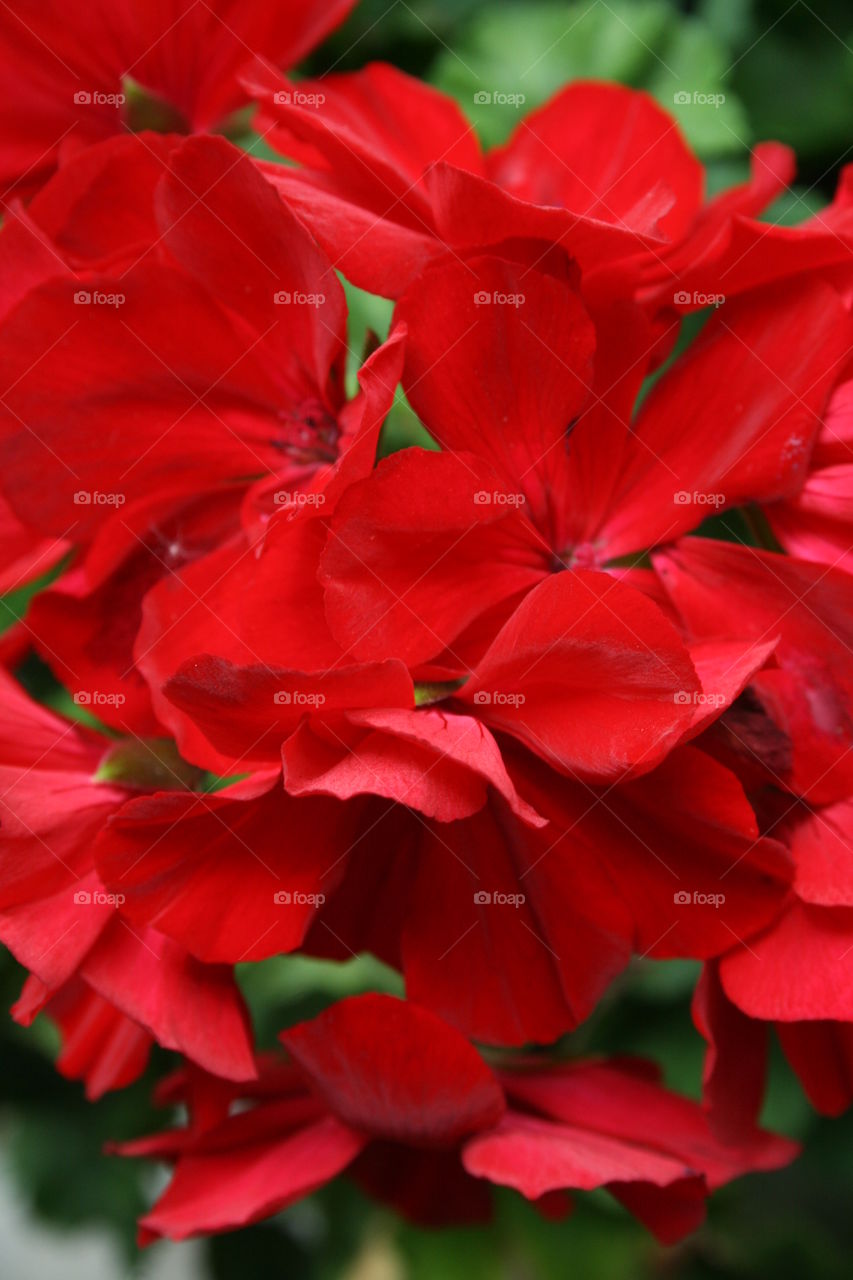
[{"x1": 274, "y1": 400, "x2": 340, "y2": 465}]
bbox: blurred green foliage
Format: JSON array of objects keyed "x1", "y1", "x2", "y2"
[{"x1": 3, "y1": 0, "x2": 853, "y2": 1276}]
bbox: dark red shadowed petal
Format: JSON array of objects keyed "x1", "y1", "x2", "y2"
[
  {"x1": 402, "y1": 784, "x2": 633, "y2": 1046},
  {"x1": 655, "y1": 538, "x2": 853, "y2": 804},
  {"x1": 13, "y1": 975, "x2": 152, "y2": 1100},
  {"x1": 692, "y1": 962, "x2": 768, "y2": 1143},
  {"x1": 528, "y1": 742, "x2": 789, "y2": 963},
  {"x1": 776, "y1": 1020, "x2": 853, "y2": 1116},
  {"x1": 95, "y1": 772, "x2": 357, "y2": 962},
  {"x1": 351, "y1": 1143, "x2": 493, "y2": 1226}
]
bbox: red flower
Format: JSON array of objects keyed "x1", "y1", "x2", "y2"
[
  {"x1": 246, "y1": 64, "x2": 796, "y2": 309},
  {"x1": 96, "y1": 488, "x2": 794, "y2": 1045},
  {"x1": 659, "y1": 545, "x2": 853, "y2": 1120},
  {"x1": 248, "y1": 61, "x2": 853, "y2": 319},
  {"x1": 0, "y1": 0, "x2": 355, "y2": 197},
  {"x1": 93, "y1": 227, "x2": 826, "y2": 1043},
  {"x1": 336, "y1": 253, "x2": 847, "y2": 597},
  {"x1": 0, "y1": 670, "x2": 255, "y2": 1087},
  {"x1": 1, "y1": 18, "x2": 850, "y2": 1240},
  {"x1": 0, "y1": 133, "x2": 403, "y2": 731},
  {"x1": 127, "y1": 994, "x2": 796, "y2": 1244}
]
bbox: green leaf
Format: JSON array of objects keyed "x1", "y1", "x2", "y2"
[{"x1": 646, "y1": 19, "x2": 751, "y2": 156}]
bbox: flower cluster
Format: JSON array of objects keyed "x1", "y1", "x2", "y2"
[{"x1": 1, "y1": 0, "x2": 853, "y2": 1249}]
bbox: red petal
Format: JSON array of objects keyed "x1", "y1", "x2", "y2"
[
  {"x1": 26, "y1": 133, "x2": 176, "y2": 271},
  {"x1": 426, "y1": 163, "x2": 665, "y2": 276},
  {"x1": 281, "y1": 993, "x2": 505, "y2": 1145},
  {"x1": 351, "y1": 1142, "x2": 492, "y2": 1226},
  {"x1": 602, "y1": 279, "x2": 853, "y2": 557},
  {"x1": 141, "y1": 1115, "x2": 363, "y2": 1241},
  {"x1": 164, "y1": 653, "x2": 413, "y2": 767},
  {"x1": 776, "y1": 1020, "x2": 853, "y2": 1116},
  {"x1": 259, "y1": 164, "x2": 439, "y2": 297},
  {"x1": 459, "y1": 571, "x2": 700, "y2": 781},
  {"x1": 503, "y1": 1060, "x2": 797, "y2": 1188},
  {"x1": 692, "y1": 963, "x2": 768, "y2": 1142},
  {"x1": 642, "y1": 160, "x2": 853, "y2": 308},
  {"x1": 282, "y1": 707, "x2": 545, "y2": 825},
  {"x1": 592, "y1": 746, "x2": 791, "y2": 959},
  {"x1": 320, "y1": 447, "x2": 548, "y2": 667},
  {"x1": 81, "y1": 920, "x2": 255, "y2": 1081},
  {"x1": 656, "y1": 539, "x2": 853, "y2": 803},
  {"x1": 156, "y1": 135, "x2": 346, "y2": 399},
  {"x1": 403, "y1": 785, "x2": 633, "y2": 1045},
  {"x1": 96, "y1": 773, "x2": 354, "y2": 962},
  {"x1": 0, "y1": 872, "x2": 111, "y2": 988},
  {"x1": 609, "y1": 1179, "x2": 708, "y2": 1246},
  {"x1": 248, "y1": 60, "x2": 482, "y2": 205},
  {"x1": 683, "y1": 636, "x2": 778, "y2": 740},
  {"x1": 791, "y1": 797, "x2": 853, "y2": 906},
  {"x1": 0, "y1": 265, "x2": 285, "y2": 538},
  {"x1": 396, "y1": 254, "x2": 595, "y2": 536},
  {"x1": 0, "y1": 674, "x2": 126, "y2": 911},
  {"x1": 488, "y1": 82, "x2": 702, "y2": 240},
  {"x1": 137, "y1": 519, "x2": 354, "y2": 770},
  {"x1": 721, "y1": 899, "x2": 853, "y2": 1021},
  {"x1": 463, "y1": 1110, "x2": 692, "y2": 1196}
]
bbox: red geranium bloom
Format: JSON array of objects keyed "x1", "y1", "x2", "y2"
[
  {"x1": 0, "y1": 132, "x2": 403, "y2": 731},
  {"x1": 95, "y1": 476, "x2": 793, "y2": 1044},
  {"x1": 320, "y1": 252, "x2": 849, "y2": 659},
  {"x1": 655, "y1": 542, "x2": 853, "y2": 1118},
  {"x1": 0, "y1": 0, "x2": 355, "y2": 198},
  {"x1": 0, "y1": 14, "x2": 849, "y2": 1239},
  {"x1": 123, "y1": 994, "x2": 795, "y2": 1244},
  {"x1": 79, "y1": 221, "x2": 843, "y2": 1043},
  {"x1": 0, "y1": 670, "x2": 255, "y2": 1087},
  {"x1": 245, "y1": 63, "x2": 798, "y2": 311}
]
